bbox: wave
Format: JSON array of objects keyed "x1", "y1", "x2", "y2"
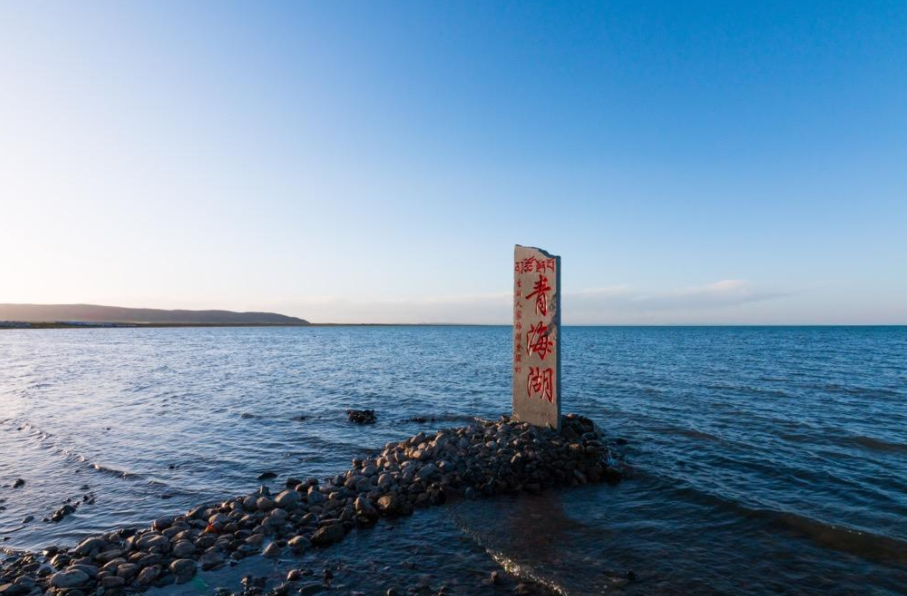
[
  {"x1": 847, "y1": 435, "x2": 907, "y2": 454},
  {"x1": 635, "y1": 470, "x2": 907, "y2": 564},
  {"x1": 0, "y1": 417, "x2": 148, "y2": 483}
]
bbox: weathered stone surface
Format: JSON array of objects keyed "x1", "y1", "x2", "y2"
[
  {"x1": 310, "y1": 523, "x2": 345, "y2": 546},
  {"x1": 199, "y1": 550, "x2": 225, "y2": 571},
  {"x1": 170, "y1": 558, "x2": 197, "y2": 578},
  {"x1": 512, "y1": 244, "x2": 561, "y2": 430},
  {"x1": 263, "y1": 543, "x2": 281, "y2": 558},
  {"x1": 49, "y1": 569, "x2": 89, "y2": 589},
  {"x1": 172, "y1": 540, "x2": 196, "y2": 558},
  {"x1": 0, "y1": 583, "x2": 29, "y2": 596},
  {"x1": 135, "y1": 532, "x2": 170, "y2": 553},
  {"x1": 274, "y1": 489, "x2": 301, "y2": 508},
  {"x1": 73, "y1": 537, "x2": 106, "y2": 557},
  {"x1": 376, "y1": 494, "x2": 404, "y2": 515},
  {"x1": 288, "y1": 535, "x2": 310, "y2": 551},
  {"x1": 101, "y1": 575, "x2": 126, "y2": 589}
]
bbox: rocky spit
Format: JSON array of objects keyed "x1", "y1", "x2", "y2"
[{"x1": 0, "y1": 414, "x2": 624, "y2": 596}]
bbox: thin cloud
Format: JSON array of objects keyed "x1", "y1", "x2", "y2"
[{"x1": 269, "y1": 280, "x2": 788, "y2": 324}]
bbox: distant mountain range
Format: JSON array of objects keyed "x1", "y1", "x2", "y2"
[{"x1": 0, "y1": 304, "x2": 309, "y2": 326}]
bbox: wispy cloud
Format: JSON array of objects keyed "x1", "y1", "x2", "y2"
[
  {"x1": 268, "y1": 280, "x2": 788, "y2": 324},
  {"x1": 566, "y1": 280, "x2": 788, "y2": 324}
]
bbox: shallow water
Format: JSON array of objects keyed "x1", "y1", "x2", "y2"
[{"x1": 1, "y1": 326, "x2": 906, "y2": 594}]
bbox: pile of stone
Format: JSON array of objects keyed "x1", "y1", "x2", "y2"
[{"x1": 0, "y1": 414, "x2": 623, "y2": 596}]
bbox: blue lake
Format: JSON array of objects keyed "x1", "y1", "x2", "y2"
[{"x1": 1, "y1": 326, "x2": 906, "y2": 594}]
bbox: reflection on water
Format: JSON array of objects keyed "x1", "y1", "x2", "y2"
[{"x1": 2, "y1": 326, "x2": 907, "y2": 594}]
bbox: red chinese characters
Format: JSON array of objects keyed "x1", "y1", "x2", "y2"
[
  {"x1": 524, "y1": 274, "x2": 552, "y2": 316},
  {"x1": 527, "y1": 367, "x2": 554, "y2": 402},
  {"x1": 526, "y1": 321, "x2": 554, "y2": 360}
]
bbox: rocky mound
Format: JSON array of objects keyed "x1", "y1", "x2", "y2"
[{"x1": 0, "y1": 414, "x2": 624, "y2": 596}]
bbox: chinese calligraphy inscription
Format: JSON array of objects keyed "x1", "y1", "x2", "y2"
[{"x1": 512, "y1": 244, "x2": 561, "y2": 429}]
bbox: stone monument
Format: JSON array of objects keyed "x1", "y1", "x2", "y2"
[{"x1": 512, "y1": 244, "x2": 561, "y2": 430}]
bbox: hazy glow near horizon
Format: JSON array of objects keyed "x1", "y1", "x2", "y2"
[{"x1": 1, "y1": 2, "x2": 905, "y2": 324}]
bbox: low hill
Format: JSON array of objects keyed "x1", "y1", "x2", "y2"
[{"x1": 0, "y1": 304, "x2": 309, "y2": 326}]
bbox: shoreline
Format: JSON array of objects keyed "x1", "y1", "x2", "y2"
[
  {"x1": 3, "y1": 323, "x2": 904, "y2": 330},
  {"x1": 0, "y1": 415, "x2": 624, "y2": 595}
]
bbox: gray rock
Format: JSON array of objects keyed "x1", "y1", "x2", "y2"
[
  {"x1": 169, "y1": 558, "x2": 197, "y2": 578},
  {"x1": 49, "y1": 569, "x2": 89, "y2": 589},
  {"x1": 116, "y1": 563, "x2": 138, "y2": 579},
  {"x1": 310, "y1": 523, "x2": 345, "y2": 546},
  {"x1": 152, "y1": 516, "x2": 173, "y2": 531},
  {"x1": 376, "y1": 494, "x2": 403, "y2": 515},
  {"x1": 101, "y1": 575, "x2": 126, "y2": 589},
  {"x1": 354, "y1": 496, "x2": 378, "y2": 520},
  {"x1": 199, "y1": 550, "x2": 225, "y2": 571},
  {"x1": 274, "y1": 490, "x2": 301, "y2": 508},
  {"x1": 74, "y1": 537, "x2": 107, "y2": 557},
  {"x1": 171, "y1": 540, "x2": 195, "y2": 558},
  {"x1": 263, "y1": 543, "x2": 281, "y2": 558},
  {"x1": 135, "y1": 532, "x2": 170, "y2": 553},
  {"x1": 136, "y1": 564, "x2": 161, "y2": 585},
  {"x1": 415, "y1": 464, "x2": 438, "y2": 481},
  {"x1": 69, "y1": 564, "x2": 99, "y2": 579},
  {"x1": 288, "y1": 535, "x2": 311, "y2": 551}
]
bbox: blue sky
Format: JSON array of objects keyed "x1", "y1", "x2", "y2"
[{"x1": 1, "y1": 1, "x2": 905, "y2": 323}]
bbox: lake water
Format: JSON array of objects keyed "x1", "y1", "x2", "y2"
[{"x1": 1, "y1": 326, "x2": 906, "y2": 595}]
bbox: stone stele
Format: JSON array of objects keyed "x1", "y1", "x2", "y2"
[{"x1": 512, "y1": 244, "x2": 561, "y2": 430}]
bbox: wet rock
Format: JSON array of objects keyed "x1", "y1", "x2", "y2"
[
  {"x1": 274, "y1": 490, "x2": 301, "y2": 509},
  {"x1": 49, "y1": 569, "x2": 89, "y2": 589},
  {"x1": 116, "y1": 562, "x2": 138, "y2": 580},
  {"x1": 199, "y1": 550, "x2": 225, "y2": 571},
  {"x1": 288, "y1": 535, "x2": 310, "y2": 552},
  {"x1": 354, "y1": 496, "x2": 378, "y2": 519},
  {"x1": 172, "y1": 540, "x2": 196, "y2": 558},
  {"x1": 258, "y1": 472, "x2": 278, "y2": 481},
  {"x1": 101, "y1": 575, "x2": 126, "y2": 589},
  {"x1": 375, "y1": 494, "x2": 400, "y2": 515},
  {"x1": 263, "y1": 543, "x2": 281, "y2": 558},
  {"x1": 169, "y1": 558, "x2": 197, "y2": 581},
  {"x1": 310, "y1": 524, "x2": 345, "y2": 546},
  {"x1": 73, "y1": 537, "x2": 106, "y2": 557},
  {"x1": 257, "y1": 497, "x2": 275, "y2": 512},
  {"x1": 346, "y1": 409, "x2": 377, "y2": 424},
  {"x1": 12, "y1": 479, "x2": 24, "y2": 489},
  {"x1": 50, "y1": 504, "x2": 77, "y2": 522},
  {"x1": 152, "y1": 516, "x2": 173, "y2": 531},
  {"x1": 135, "y1": 532, "x2": 170, "y2": 553}
]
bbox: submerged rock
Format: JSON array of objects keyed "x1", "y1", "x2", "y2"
[{"x1": 347, "y1": 409, "x2": 377, "y2": 424}]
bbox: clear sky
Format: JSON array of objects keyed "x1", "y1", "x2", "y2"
[{"x1": 1, "y1": 1, "x2": 905, "y2": 324}]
